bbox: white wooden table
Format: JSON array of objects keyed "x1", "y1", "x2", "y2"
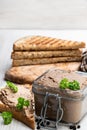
[
  {"x1": 0, "y1": 30, "x2": 87, "y2": 130},
  {"x1": 0, "y1": 0, "x2": 87, "y2": 29}
]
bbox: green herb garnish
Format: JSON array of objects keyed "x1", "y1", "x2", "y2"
[
  {"x1": 24, "y1": 100, "x2": 30, "y2": 107},
  {"x1": 16, "y1": 97, "x2": 24, "y2": 110},
  {"x1": 68, "y1": 80, "x2": 80, "y2": 90},
  {"x1": 59, "y1": 78, "x2": 69, "y2": 89},
  {"x1": 16, "y1": 97, "x2": 30, "y2": 110},
  {"x1": 59, "y1": 78, "x2": 80, "y2": 91},
  {"x1": 0, "y1": 112, "x2": 12, "y2": 125},
  {"x1": 6, "y1": 81, "x2": 18, "y2": 93}
]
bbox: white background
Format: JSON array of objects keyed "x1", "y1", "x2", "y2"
[
  {"x1": 0, "y1": 0, "x2": 87, "y2": 29},
  {"x1": 0, "y1": 30, "x2": 87, "y2": 130}
]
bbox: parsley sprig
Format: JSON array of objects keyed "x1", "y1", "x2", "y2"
[
  {"x1": 6, "y1": 81, "x2": 18, "y2": 93},
  {"x1": 0, "y1": 111, "x2": 12, "y2": 125},
  {"x1": 59, "y1": 78, "x2": 80, "y2": 91},
  {"x1": 16, "y1": 97, "x2": 30, "y2": 110},
  {"x1": 59, "y1": 78, "x2": 69, "y2": 89},
  {"x1": 68, "y1": 80, "x2": 80, "y2": 91}
]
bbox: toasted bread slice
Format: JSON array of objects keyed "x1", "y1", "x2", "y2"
[
  {"x1": 5, "y1": 62, "x2": 81, "y2": 84},
  {"x1": 12, "y1": 57, "x2": 81, "y2": 66},
  {"x1": 0, "y1": 84, "x2": 35, "y2": 129},
  {"x1": 11, "y1": 49, "x2": 82, "y2": 60},
  {"x1": 13, "y1": 36, "x2": 85, "y2": 51}
]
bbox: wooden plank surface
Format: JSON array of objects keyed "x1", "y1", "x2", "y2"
[{"x1": 0, "y1": 30, "x2": 87, "y2": 130}]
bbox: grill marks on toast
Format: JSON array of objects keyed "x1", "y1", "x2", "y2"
[{"x1": 13, "y1": 36, "x2": 85, "y2": 51}]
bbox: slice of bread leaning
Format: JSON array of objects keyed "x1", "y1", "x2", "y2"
[{"x1": 0, "y1": 84, "x2": 35, "y2": 130}]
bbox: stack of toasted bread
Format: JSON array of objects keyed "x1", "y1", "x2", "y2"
[
  {"x1": 5, "y1": 36, "x2": 86, "y2": 84},
  {"x1": 11, "y1": 36, "x2": 85, "y2": 66}
]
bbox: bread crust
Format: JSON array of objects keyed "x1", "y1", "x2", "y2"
[
  {"x1": 5, "y1": 63, "x2": 81, "y2": 84},
  {"x1": 0, "y1": 101, "x2": 35, "y2": 129},
  {"x1": 12, "y1": 57, "x2": 81, "y2": 66},
  {"x1": 13, "y1": 36, "x2": 85, "y2": 51},
  {"x1": 11, "y1": 49, "x2": 82, "y2": 59}
]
